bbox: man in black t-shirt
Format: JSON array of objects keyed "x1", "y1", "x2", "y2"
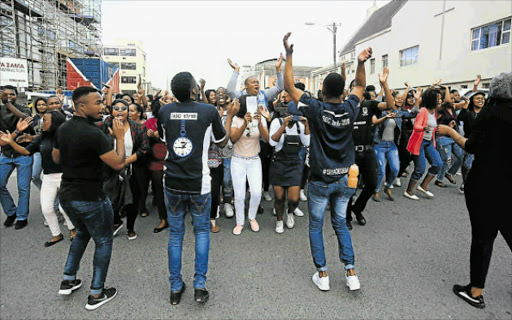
[
  {"x1": 0, "y1": 85, "x2": 34, "y2": 229},
  {"x1": 53, "y1": 86, "x2": 126, "y2": 311},
  {"x1": 158, "y1": 72, "x2": 238, "y2": 306},
  {"x1": 346, "y1": 68, "x2": 394, "y2": 229}
]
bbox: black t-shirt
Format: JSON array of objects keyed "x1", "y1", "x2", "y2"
[
  {"x1": 25, "y1": 134, "x2": 62, "y2": 174},
  {"x1": 54, "y1": 116, "x2": 113, "y2": 201},
  {"x1": 158, "y1": 101, "x2": 226, "y2": 194},
  {"x1": 298, "y1": 93, "x2": 360, "y2": 184},
  {"x1": 352, "y1": 100, "x2": 380, "y2": 146},
  {"x1": 0, "y1": 103, "x2": 34, "y2": 157}
]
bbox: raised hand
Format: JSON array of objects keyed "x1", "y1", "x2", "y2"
[
  {"x1": 199, "y1": 79, "x2": 206, "y2": 90},
  {"x1": 282, "y1": 115, "x2": 293, "y2": 127},
  {"x1": 474, "y1": 74, "x2": 482, "y2": 87},
  {"x1": 0, "y1": 91, "x2": 7, "y2": 103},
  {"x1": 358, "y1": 47, "x2": 372, "y2": 63},
  {"x1": 414, "y1": 87, "x2": 423, "y2": 100},
  {"x1": 253, "y1": 113, "x2": 262, "y2": 124},
  {"x1": 227, "y1": 59, "x2": 240, "y2": 72},
  {"x1": 341, "y1": 63, "x2": 346, "y2": 80},
  {"x1": 275, "y1": 53, "x2": 284, "y2": 71},
  {"x1": 17, "y1": 117, "x2": 33, "y2": 132},
  {"x1": 258, "y1": 105, "x2": 270, "y2": 121},
  {"x1": 111, "y1": 118, "x2": 125, "y2": 140},
  {"x1": 227, "y1": 99, "x2": 240, "y2": 118},
  {"x1": 379, "y1": 67, "x2": 389, "y2": 84},
  {"x1": 283, "y1": 32, "x2": 294, "y2": 55},
  {"x1": 404, "y1": 81, "x2": 410, "y2": 87},
  {"x1": 243, "y1": 112, "x2": 252, "y2": 126},
  {"x1": 15, "y1": 133, "x2": 32, "y2": 144},
  {"x1": 432, "y1": 79, "x2": 442, "y2": 87}
]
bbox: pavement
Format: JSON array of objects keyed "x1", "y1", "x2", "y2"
[{"x1": 1, "y1": 172, "x2": 511, "y2": 319}]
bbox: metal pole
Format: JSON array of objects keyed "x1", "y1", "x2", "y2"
[{"x1": 333, "y1": 23, "x2": 337, "y2": 70}]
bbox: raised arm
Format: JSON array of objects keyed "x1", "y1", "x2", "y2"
[
  {"x1": 217, "y1": 99, "x2": 240, "y2": 148},
  {"x1": 263, "y1": 53, "x2": 285, "y2": 102},
  {"x1": 226, "y1": 59, "x2": 242, "y2": 99},
  {"x1": 100, "y1": 118, "x2": 126, "y2": 170},
  {"x1": 0, "y1": 92, "x2": 29, "y2": 119},
  {"x1": 283, "y1": 33, "x2": 304, "y2": 104},
  {"x1": 377, "y1": 67, "x2": 394, "y2": 110},
  {"x1": 472, "y1": 74, "x2": 481, "y2": 92},
  {"x1": 350, "y1": 47, "x2": 373, "y2": 101}
]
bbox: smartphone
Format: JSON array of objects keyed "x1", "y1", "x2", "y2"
[{"x1": 293, "y1": 115, "x2": 299, "y2": 122}]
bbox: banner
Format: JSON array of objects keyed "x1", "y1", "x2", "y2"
[{"x1": 0, "y1": 58, "x2": 29, "y2": 87}]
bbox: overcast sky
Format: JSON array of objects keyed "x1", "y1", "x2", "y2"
[{"x1": 102, "y1": 0, "x2": 391, "y2": 90}]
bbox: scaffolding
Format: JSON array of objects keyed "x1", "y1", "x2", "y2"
[{"x1": 0, "y1": 0, "x2": 102, "y2": 90}]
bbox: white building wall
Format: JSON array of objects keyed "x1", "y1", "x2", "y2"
[{"x1": 354, "y1": 0, "x2": 511, "y2": 92}]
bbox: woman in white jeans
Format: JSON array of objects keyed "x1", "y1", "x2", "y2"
[
  {"x1": 0, "y1": 111, "x2": 76, "y2": 246},
  {"x1": 230, "y1": 95, "x2": 269, "y2": 235}
]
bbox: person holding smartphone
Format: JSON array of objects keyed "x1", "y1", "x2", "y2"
[{"x1": 268, "y1": 109, "x2": 310, "y2": 233}]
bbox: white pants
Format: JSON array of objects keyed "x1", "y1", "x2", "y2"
[
  {"x1": 40, "y1": 173, "x2": 74, "y2": 236},
  {"x1": 231, "y1": 155, "x2": 262, "y2": 226}
]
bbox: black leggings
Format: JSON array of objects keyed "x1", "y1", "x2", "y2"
[
  {"x1": 260, "y1": 141, "x2": 272, "y2": 192},
  {"x1": 210, "y1": 165, "x2": 223, "y2": 219},
  {"x1": 347, "y1": 150, "x2": 378, "y2": 220}
]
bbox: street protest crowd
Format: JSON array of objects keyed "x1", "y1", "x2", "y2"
[{"x1": 1, "y1": 32, "x2": 510, "y2": 311}]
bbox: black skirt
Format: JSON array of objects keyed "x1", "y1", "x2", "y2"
[{"x1": 269, "y1": 153, "x2": 302, "y2": 187}]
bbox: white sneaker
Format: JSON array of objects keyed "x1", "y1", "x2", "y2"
[
  {"x1": 346, "y1": 275, "x2": 361, "y2": 291},
  {"x1": 275, "y1": 221, "x2": 284, "y2": 233},
  {"x1": 299, "y1": 190, "x2": 307, "y2": 202},
  {"x1": 263, "y1": 191, "x2": 272, "y2": 201},
  {"x1": 312, "y1": 272, "x2": 330, "y2": 291},
  {"x1": 394, "y1": 178, "x2": 401, "y2": 187},
  {"x1": 294, "y1": 207, "x2": 304, "y2": 217},
  {"x1": 286, "y1": 211, "x2": 295, "y2": 229},
  {"x1": 417, "y1": 185, "x2": 434, "y2": 198},
  {"x1": 44, "y1": 220, "x2": 49, "y2": 227},
  {"x1": 273, "y1": 208, "x2": 277, "y2": 216},
  {"x1": 224, "y1": 204, "x2": 234, "y2": 218},
  {"x1": 385, "y1": 182, "x2": 393, "y2": 189}
]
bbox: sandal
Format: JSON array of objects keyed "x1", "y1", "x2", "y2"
[
  {"x1": 69, "y1": 229, "x2": 77, "y2": 241},
  {"x1": 45, "y1": 234, "x2": 64, "y2": 247},
  {"x1": 445, "y1": 174, "x2": 456, "y2": 184}
]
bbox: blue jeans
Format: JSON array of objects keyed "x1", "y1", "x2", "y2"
[
  {"x1": 411, "y1": 140, "x2": 443, "y2": 181},
  {"x1": 307, "y1": 176, "x2": 356, "y2": 272},
  {"x1": 436, "y1": 136, "x2": 463, "y2": 182},
  {"x1": 60, "y1": 198, "x2": 114, "y2": 295},
  {"x1": 31, "y1": 152, "x2": 42, "y2": 190},
  {"x1": 0, "y1": 154, "x2": 32, "y2": 220},
  {"x1": 375, "y1": 141, "x2": 399, "y2": 191},
  {"x1": 165, "y1": 189, "x2": 211, "y2": 292},
  {"x1": 222, "y1": 157, "x2": 233, "y2": 204}
]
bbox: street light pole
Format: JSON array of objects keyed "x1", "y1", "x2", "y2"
[{"x1": 305, "y1": 22, "x2": 341, "y2": 71}]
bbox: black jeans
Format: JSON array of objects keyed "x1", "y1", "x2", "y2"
[
  {"x1": 210, "y1": 165, "x2": 223, "y2": 219},
  {"x1": 150, "y1": 169, "x2": 166, "y2": 220},
  {"x1": 465, "y1": 187, "x2": 512, "y2": 288},
  {"x1": 347, "y1": 149, "x2": 378, "y2": 221}
]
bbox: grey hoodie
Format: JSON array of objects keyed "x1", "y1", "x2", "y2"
[{"x1": 489, "y1": 72, "x2": 512, "y2": 100}]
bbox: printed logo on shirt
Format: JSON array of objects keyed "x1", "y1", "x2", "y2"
[
  {"x1": 322, "y1": 167, "x2": 349, "y2": 176},
  {"x1": 170, "y1": 113, "x2": 198, "y2": 120},
  {"x1": 322, "y1": 115, "x2": 350, "y2": 128},
  {"x1": 362, "y1": 107, "x2": 368, "y2": 116}
]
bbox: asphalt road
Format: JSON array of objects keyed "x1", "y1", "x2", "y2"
[{"x1": 1, "y1": 171, "x2": 511, "y2": 319}]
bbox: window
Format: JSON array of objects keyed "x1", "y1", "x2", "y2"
[
  {"x1": 120, "y1": 48, "x2": 136, "y2": 56},
  {"x1": 121, "y1": 76, "x2": 137, "y2": 84},
  {"x1": 104, "y1": 48, "x2": 119, "y2": 56},
  {"x1": 350, "y1": 51, "x2": 355, "y2": 60},
  {"x1": 370, "y1": 58, "x2": 376, "y2": 74},
  {"x1": 471, "y1": 18, "x2": 511, "y2": 51},
  {"x1": 121, "y1": 62, "x2": 136, "y2": 70},
  {"x1": 382, "y1": 54, "x2": 388, "y2": 68},
  {"x1": 400, "y1": 45, "x2": 419, "y2": 67}
]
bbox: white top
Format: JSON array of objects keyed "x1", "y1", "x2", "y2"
[
  {"x1": 114, "y1": 127, "x2": 133, "y2": 158},
  {"x1": 231, "y1": 116, "x2": 267, "y2": 158},
  {"x1": 269, "y1": 119, "x2": 310, "y2": 152}
]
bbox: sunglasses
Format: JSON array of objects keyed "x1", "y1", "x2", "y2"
[{"x1": 113, "y1": 106, "x2": 128, "y2": 111}]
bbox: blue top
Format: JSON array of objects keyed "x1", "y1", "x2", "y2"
[{"x1": 298, "y1": 93, "x2": 360, "y2": 184}]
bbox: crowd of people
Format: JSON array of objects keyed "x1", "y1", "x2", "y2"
[{"x1": 0, "y1": 32, "x2": 510, "y2": 311}]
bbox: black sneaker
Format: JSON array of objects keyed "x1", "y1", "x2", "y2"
[
  {"x1": 4, "y1": 214, "x2": 16, "y2": 227},
  {"x1": 85, "y1": 287, "x2": 117, "y2": 311},
  {"x1": 355, "y1": 212, "x2": 366, "y2": 226},
  {"x1": 170, "y1": 283, "x2": 185, "y2": 305},
  {"x1": 453, "y1": 284, "x2": 485, "y2": 309},
  {"x1": 194, "y1": 288, "x2": 209, "y2": 304},
  {"x1": 346, "y1": 220, "x2": 353, "y2": 230},
  {"x1": 58, "y1": 279, "x2": 82, "y2": 295},
  {"x1": 14, "y1": 220, "x2": 28, "y2": 230}
]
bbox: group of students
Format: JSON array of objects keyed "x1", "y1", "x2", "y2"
[{"x1": 0, "y1": 32, "x2": 510, "y2": 311}]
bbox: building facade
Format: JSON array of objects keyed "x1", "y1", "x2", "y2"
[
  {"x1": 102, "y1": 39, "x2": 148, "y2": 94},
  {"x1": 0, "y1": 0, "x2": 102, "y2": 90},
  {"x1": 312, "y1": 0, "x2": 511, "y2": 94}
]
